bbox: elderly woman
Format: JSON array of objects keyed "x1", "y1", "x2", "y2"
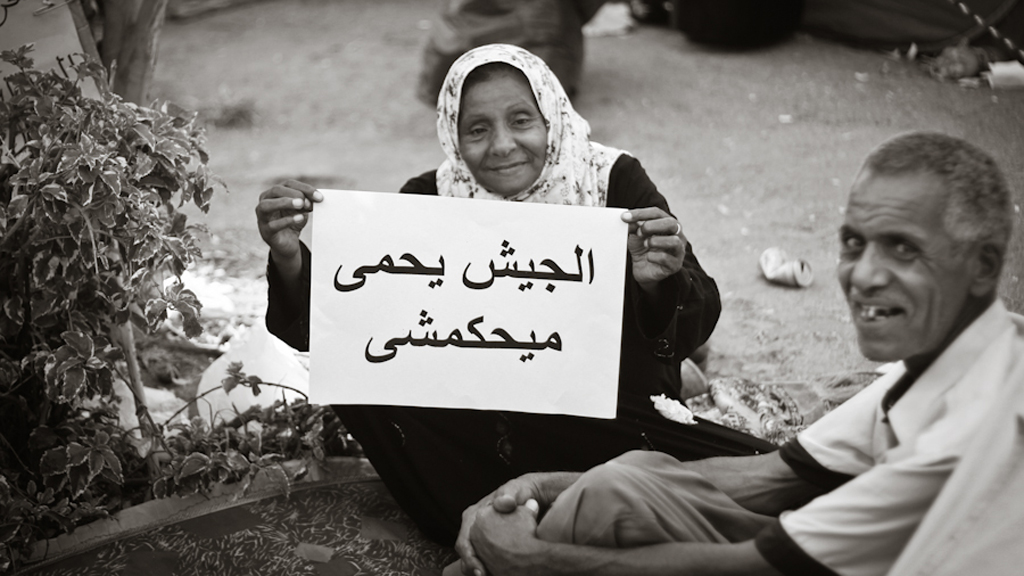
[{"x1": 255, "y1": 44, "x2": 773, "y2": 546}]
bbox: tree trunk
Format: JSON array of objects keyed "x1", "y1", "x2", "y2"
[{"x1": 99, "y1": 0, "x2": 169, "y2": 104}]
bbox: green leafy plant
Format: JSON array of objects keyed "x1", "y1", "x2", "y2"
[
  {"x1": 153, "y1": 362, "x2": 357, "y2": 501},
  {"x1": 0, "y1": 46, "x2": 359, "y2": 572},
  {"x1": 0, "y1": 45, "x2": 221, "y2": 570}
]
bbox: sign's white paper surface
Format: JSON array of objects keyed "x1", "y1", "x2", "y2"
[{"x1": 309, "y1": 190, "x2": 627, "y2": 418}]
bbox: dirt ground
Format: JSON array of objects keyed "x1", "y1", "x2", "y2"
[{"x1": 152, "y1": 0, "x2": 1024, "y2": 383}]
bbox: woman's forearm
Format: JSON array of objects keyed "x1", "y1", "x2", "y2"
[{"x1": 270, "y1": 249, "x2": 303, "y2": 298}]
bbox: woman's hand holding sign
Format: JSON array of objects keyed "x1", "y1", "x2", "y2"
[
  {"x1": 256, "y1": 179, "x2": 323, "y2": 280},
  {"x1": 621, "y1": 207, "x2": 687, "y2": 295}
]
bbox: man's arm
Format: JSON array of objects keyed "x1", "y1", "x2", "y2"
[
  {"x1": 457, "y1": 451, "x2": 823, "y2": 576},
  {"x1": 470, "y1": 504, "x2": 783, "y2": 576},
  {"x1": 672, "y1": 451, "x2": 829, "y2": 515}
]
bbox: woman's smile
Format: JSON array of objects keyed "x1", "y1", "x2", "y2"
[{"x1": 489, "y1": 160, "x2": 528, "y2": 172}]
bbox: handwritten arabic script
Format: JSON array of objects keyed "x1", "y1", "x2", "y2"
[{"x1": 309, "y1": 190, "x2": 627, "y2": 418}]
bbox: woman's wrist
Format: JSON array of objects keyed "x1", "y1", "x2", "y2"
[
  {"x1": 633, "y1": 272, "x2": 684, "y2": 339},
  {"x1": 636, "y1": 277, "x2": 663, "y2": 300},
  {"x1": 271, "y1": 248, "x2": 303, "y2": 283}
]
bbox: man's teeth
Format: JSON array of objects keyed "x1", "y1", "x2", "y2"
[{"x1": 861, "y1": 306, "x2": 897, "y2": 319}]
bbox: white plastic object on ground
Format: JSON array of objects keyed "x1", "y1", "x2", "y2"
[{"x1": 651, "y1": 394, "x2": 697, "y2": 425}]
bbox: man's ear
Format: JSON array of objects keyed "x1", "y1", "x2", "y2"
[{"x1": 968, "y1": 243, "x2": 1003, "y2": 297}]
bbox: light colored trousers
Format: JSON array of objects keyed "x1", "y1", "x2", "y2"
[{"x1": 536, "y1": 450, "x2": 774, "y2": 547}]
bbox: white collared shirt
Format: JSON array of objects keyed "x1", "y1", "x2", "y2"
[
  {"x1": 779, "y1": 300, "x2": 1024, "y2": 576},
  {"x1": 888, "y1": 353, "x2": 1024, "y2": 575}
]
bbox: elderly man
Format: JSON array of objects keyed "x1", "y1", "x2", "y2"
[{"x1": 450, "y1": 131, "x2": 1022, "y2": 576}]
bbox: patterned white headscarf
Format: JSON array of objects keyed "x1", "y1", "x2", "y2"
[{"x1": 435, "y1": 44, "x2": 625, "y2": 206}]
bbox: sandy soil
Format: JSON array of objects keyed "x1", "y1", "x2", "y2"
[{"x1": 152, "y1": 0, "x2": 1024, "y2": 383}]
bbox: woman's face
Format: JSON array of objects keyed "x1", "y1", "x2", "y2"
[{"x1": 458, "y1": 68, "x2": 548, "y2": 197}]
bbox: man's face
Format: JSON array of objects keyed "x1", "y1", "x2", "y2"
[{"x1": 838, "y1": 170, "x2": 978, "y2": 363}]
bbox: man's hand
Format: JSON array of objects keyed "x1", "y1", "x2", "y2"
[
  {"x1": 454, "y1": 476, "x2": 543, "y2": 576},
  {"x1": 470, "y1": 500, "x2": 543, "y2": 576},
  {"x1": 255, "y1": 180, "x2": 323, "y2": 278},
  {"x1": 454, "y1": 473, "x2": 579, "y2": 576},
  {"x1": 621, "y1": 208, "x2": 687, "y2": 294}
]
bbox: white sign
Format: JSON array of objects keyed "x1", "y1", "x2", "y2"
[{"x1": 309, "y1": 190, "x2": 628, "y2": 418}]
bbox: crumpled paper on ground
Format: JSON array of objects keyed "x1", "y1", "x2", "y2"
[{"x1": 651, "y1": 394, "x2": 697, "y2": 425}]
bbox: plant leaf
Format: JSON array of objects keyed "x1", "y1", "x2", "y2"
[
  {"x1": 221, "y1": 373, "x2": 239, "y2": 394},
  {"x1": 61, "y1": 366, "x2": 87, "y2": 400},
  {"x1": 88, "y1": 450, "x2": 105, "y2": 483},
  {"x1": 176, "y1": 452, "x2": 210, "y2": 480},
  {"x1": 40, "y1": 447, "x2": 70, "y2": 476},
  {"x1": 98, "y1": 446, "x2": 123, "y2": 483},
  {"x1": 132, "y1": 153, "x2": 156, "y2": 180},
  {"x1": 62, "y1": 331, "x2": 94, "y2": 359},
  {"x1": 2, "y1": 294, "x2": 24, "y2": 327},
  {"x1": 256, "y1": 464, "x2": 291, "y2": 497},
  {"x1": 99, "y1": 170, "x2": 121, "y2": 197},
  {"x1": 152, "y1": 476, "x2": 168, "y2": 499},
  {"x1": 226, "y1": 451, "x2": 250, "y2": 471},
  {"x1": 66, "y1": 442, "x2": 89, "y2": 467},
  {"x1": 68, "y1": 463, "x2": 91, "y2": 498},
  {"x1": 145, "y1": 298, "x2": 168, "y2": 328}
]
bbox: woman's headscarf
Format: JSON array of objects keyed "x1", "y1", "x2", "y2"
[{"x1": 435, "y1": 44, "x2": 625, "y2": 207}]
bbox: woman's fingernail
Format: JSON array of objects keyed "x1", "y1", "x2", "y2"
[
  {"x1": 293, "y1": 214, "x2": 304, "y2": 223},
  {"x1": 292, "y1": 198, "x2": 303, "y2": 209},
  {"x1": 313, "y1": 191, "x2": 324, "y2": 201},
  {"x1": 621, "y1": 212, "x2": 633, "y2": 222}
]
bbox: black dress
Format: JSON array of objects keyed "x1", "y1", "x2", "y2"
[{"x1": 266, "y1": 155, "x2": 775, "y2": 545}]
